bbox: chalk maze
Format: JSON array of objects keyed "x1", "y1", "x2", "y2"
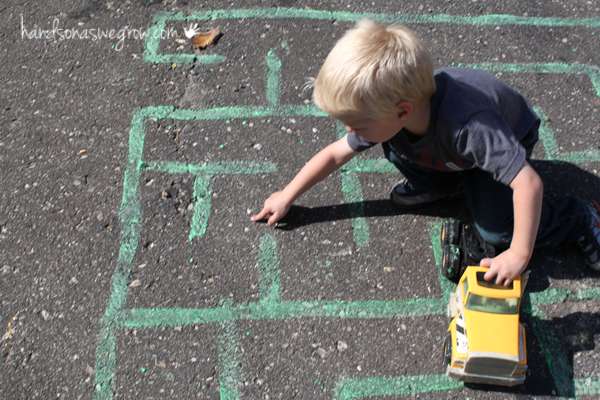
[{"x1": 95, "y1": 8, "x2": 600, "y2": 400}]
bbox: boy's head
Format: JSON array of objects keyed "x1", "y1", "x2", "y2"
[{"x1": 312, "y1": 19, "x2": 435, "y2": 126}]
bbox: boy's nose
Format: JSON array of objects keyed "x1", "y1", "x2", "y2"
[{"x1": 345, "y1": 125, "x2": 353, "y2": 133}]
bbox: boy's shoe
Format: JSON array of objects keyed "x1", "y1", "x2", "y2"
[
  {"x1": 390, "y1": 178, "x2": 462, "y2": 208},
  {"x1": 576, "y1": 200, "x2": 600, "y2": 272}
]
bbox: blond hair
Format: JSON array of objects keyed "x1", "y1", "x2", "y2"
[{"x1": 312, "y1": 19, "x2": 435, "y2": 121}]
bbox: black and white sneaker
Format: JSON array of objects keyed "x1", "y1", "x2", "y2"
[
  {"x1": 576, "y1": 200, "x2": 600, "y2": 272},
  {"x1": 390, "y1": 178, "x2": 462, "y2": 208}
]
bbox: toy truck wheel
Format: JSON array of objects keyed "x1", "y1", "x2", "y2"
[
  {"x1": 441, "y1": 219, "x2": 461, "y2": 246},
  {"x1": 442, "y1": 333, "x2": 452, "y2": 368},
  {"x1": 442, "y1": 243, "x2": 462, "y2": 283}
]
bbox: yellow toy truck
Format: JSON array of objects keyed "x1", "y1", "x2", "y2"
[{"x1": 444, "y1": 266, "x2": 528, "y2": 386}]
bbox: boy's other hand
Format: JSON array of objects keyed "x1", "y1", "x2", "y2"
[
  {"x1": 480, "y1": 248, "x2": 529, "y2": 287},
  {"x1": 250, "y1": 191, "x2": 292, "y2": 226}
]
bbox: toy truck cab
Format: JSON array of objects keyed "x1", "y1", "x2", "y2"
[{"x1": 445, "y1": 266, "x2": 527, "y2": 386}]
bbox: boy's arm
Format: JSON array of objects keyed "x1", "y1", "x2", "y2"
[
  {"x1": 251, "y1": 136, "x2": 357, "y2": 225},
  {"x1": 481, "y1": 161, "x2": 543, "y2": 285}
]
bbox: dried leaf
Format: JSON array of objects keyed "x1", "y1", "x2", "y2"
[{"x1": 191, "y1": 27, "x2": 221, "y2": 49}]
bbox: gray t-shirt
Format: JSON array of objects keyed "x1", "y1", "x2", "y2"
[{"x1": 347, "y1": 67, "x2": 540, "y2": 185}]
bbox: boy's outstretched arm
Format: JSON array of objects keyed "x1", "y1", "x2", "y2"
[
  {"x1": 250, "y1": 136, "x2": 357, "y2": 226},
  {"x1": 480, "y1": 161, "x2": 543, "y2": 286}
]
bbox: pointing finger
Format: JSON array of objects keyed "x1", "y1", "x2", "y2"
[{"x1": 251, "y1": 207, "x2": 269, "y2": 222}]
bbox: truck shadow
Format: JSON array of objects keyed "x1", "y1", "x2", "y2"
[{"x1": 463, "y1": 310, "x2": 600, "y2": 398}]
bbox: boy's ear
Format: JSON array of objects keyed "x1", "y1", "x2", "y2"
[{"x1": 396, "y1": 101, "x2": 414, "y2": 119}]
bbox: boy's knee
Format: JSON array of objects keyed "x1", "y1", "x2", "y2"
[{"x1": 474, "y1": 222, "x2": 512, "y2": 248}]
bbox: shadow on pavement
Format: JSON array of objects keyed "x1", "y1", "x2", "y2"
[
  {"x1": 465, "y1": 311, "x2": 600, "y2": 397},
  {"x1": 272, "y1": 160, "x2": 600, "y2": 284},
  {"x1": 264, "y1": 160, "x2": 600, "y2": 397}
]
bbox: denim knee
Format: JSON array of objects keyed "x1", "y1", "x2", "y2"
[{"x1": 474, "y1": 222, "x2": 512, "y2": 248}]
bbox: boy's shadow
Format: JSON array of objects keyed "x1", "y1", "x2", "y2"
[
  {"x1": 277, "y1": 160, "x2": 600, "y2": 286},
  {"x1": 277, "y1": 187, "x2": 468, "y2": 227},
  {"x1": 272, "y1": 160, "x2": 600, "y2": 396},
  {"x1": 277, "y1": 160, "x2": 600, "y2": 397},
  {"x1": 520, "y1": 160, "x2": 600, "y2": 289}
]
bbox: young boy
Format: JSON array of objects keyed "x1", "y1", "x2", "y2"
[{"x1": 250, "y1": 19, "x2": 600, "y2": 286}]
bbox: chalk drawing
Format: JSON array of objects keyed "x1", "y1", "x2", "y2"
[
  {"x1": 333, "y1": 374, "x2": 463, "y2": 399},
  {"x1": 143, "y1": 8, "x2": 600, "y2": 65},
  {"x1": 95, "y1": 9, "x2": 600, "y2": 400}
]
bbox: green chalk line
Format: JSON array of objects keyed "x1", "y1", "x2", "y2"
[
  {"x1": 143, "y1": 13, "x2": 167, "y2": 64},
  {"x1": 335, "y1": 120, "x2": 347, "y2": 141},
  {"x1": 94, "y1": 326, "x2": 118, "y2": 400},
  {"x1": 527, "y1": 286, "x2": 600, "y2": 304},
  {"x1": 258, "y1": 234, "x2": 281, "y2": 304},
  {"x1": 119, "y1": 297, "x2": 445, "y2": 328},
  {"x1": 333, "y1": 374, "x2": 463, "y2": 400},
  {"x1": 144, "y1": 9, "x2": 600, "y2": 64},
  {"x1": 160, "y1": 8, "x2": 600, "y2": 27},
  {"x1": 143, "y1": 160, "x2": 277, "y2": 175},
  {"x1": 575, "y1": 287, "x2": 600, "y2": 300},
  {"x1": 528, "y1": 288, "x2": 570, "y2": 306},
  {"x1": 266, "y1": 49, "x2": 282, "y2": 107},
  {"x1": 456, "y1": 62, "x2": 599, "y2": 78},
  {"x1": 458, "y1": 63, "x2": 600, "y2": 165},
  {"x1": 528, "y1": 300, "x2": 574, "y2": 397},
  {"x1": 96, "y1": 34, "x2": 600, "y2": 399},
  {"x1": 461, "y1": 62, "x2": 600, "y2": 106},
  {"x1": 326, "y1": 233, "x2": 462, "y2": 400},
  {"x1": 143, "y1": 13, "x2": 225, "y2": 64},
  {"x1": 522, "y1": 285, "x2": 600, "y2": 397},
  {"x1": 94, "y1": 100, "x2": 600, "y2": 400},
  {"x1": 535, "y1": 107, "x2": 600, "y2": 164},
  {"x1": 94, "y1": 108, "x2": 148, "y2": 400},
  {"x1": 535, "y1": 107, "x2": 560, "y2": 160},
  {"x1": 575, "y1": 376, "x2": 600, "y2": 397},
  {"x1": 139, "y1": 86, "x2": 598, "y2": 173},
  {"x1": 142, "y1": 104, "x2": 326, "y2": 120},
  {"x1": 218, "y1": 305, "x2": 242, "y2": 400},
  {"x1": 526, "y1": 288, "x2": 588, "y2": 397},
  {"x1": 590, "y1": 72, "x2": 600, "y2": 100},
  {"x1": 335, "y1": 121, "x2": 370, "y2": 248},
  {"x1": 342, "y1": 158, "x2": 398, "y2": 174},
  {"x1": 189, "y1": 174, "x2": 211, "y2": 241},
  {"x1": 340, "y1": 173, "x2": 370, "y2": 247}
]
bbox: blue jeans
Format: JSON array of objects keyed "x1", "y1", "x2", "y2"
[{"x1": 383, "y1": 143, "x2": 587, "y2": 250}]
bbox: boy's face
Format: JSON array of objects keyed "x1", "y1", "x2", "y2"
[{"x1": 342, "y1": 112, "x2": 405, "y2": 143}]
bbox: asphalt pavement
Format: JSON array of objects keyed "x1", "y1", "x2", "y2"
[{"x1": 1, "y1": 1, "x2": 599, "y2": 399}]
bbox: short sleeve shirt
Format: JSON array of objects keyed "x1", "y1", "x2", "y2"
[{"x1": 347, "y1": 68, "x2": 540, "y2": 185}]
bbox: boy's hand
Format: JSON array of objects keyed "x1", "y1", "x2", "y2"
[
  {"x1": 480, "y1": 248, "x2": 529, "y2": 287},
  {"x1": 250, "y1": 191, "x2": 292, "y2": 226}
]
